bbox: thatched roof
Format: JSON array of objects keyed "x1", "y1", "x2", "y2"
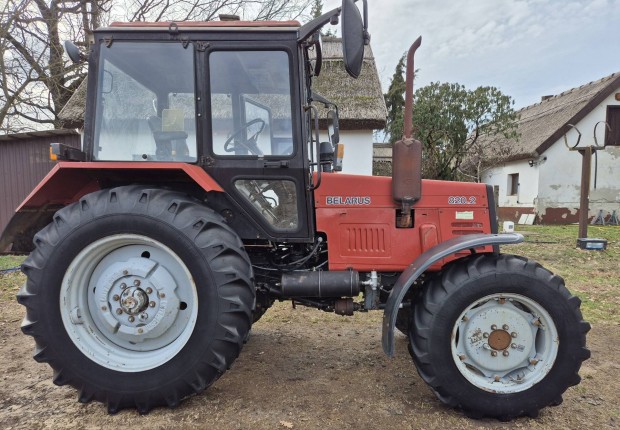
[
  {"x1": 312, "y1": 37, "x2": 386, "y2": 129},
  {"x1": 59, "y1": 37, "x2": 387, "y2": 131},
  {"x1": 479, "y1": 72, "x2": 620, "y2": 161},
  {"x1": 58, "y1": 80, "x2": 88, "y2": 129}
]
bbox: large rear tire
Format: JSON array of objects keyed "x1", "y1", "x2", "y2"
[
  {"x1": 408, "y1": 253, "x2": 590, "y2": 420},
  {"x1": 17, "y1": 186, "x2": 254, "y2": 413}
]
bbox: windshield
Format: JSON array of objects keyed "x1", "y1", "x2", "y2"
[{"x1": 93, "y1": 42, "x2": 197, "y2": 162}]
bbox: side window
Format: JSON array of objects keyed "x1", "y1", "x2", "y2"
[
  {"x1": 234, "y1": 179, "x2": 299, "y2": 230},
  {"x1": 94, "y1": 42, "x2": 197, "y2": 162},
  {"x1": 209, "y1": 51, "x2": 293, "y2": 157}
]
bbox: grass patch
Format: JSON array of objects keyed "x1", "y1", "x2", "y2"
[
  {"x1": 507, "y1": 225, "x2": 620, "y2": 324},
  {"x1": 0, "y1": 255, "x2": 25, "y2": 301}
]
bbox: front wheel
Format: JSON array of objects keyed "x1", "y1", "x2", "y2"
[
  {"x1": 409, "y1": 253, "x2": 590, "y2": 420},
  {"x1": 18, "y1": 186, "x2": 255, "y2": 413}
]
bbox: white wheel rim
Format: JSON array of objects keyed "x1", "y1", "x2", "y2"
[
  {"x1": 60, "y1": 234, "x2": 198, "y2": 372},
  {"x1": 451, "y1": 293, "x2": 559, "y2": 393}
]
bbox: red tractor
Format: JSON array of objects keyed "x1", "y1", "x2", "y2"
[{"x1": 1, "y1": 0, "x2": 590, "y2": 420}]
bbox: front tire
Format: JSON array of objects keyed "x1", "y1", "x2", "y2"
[
  {"x1": 409, "y1": 253, "x2": 590, "y2": 420},
  {"x1": 17, "y1": 186, "x2": 254, "y2": 413}
]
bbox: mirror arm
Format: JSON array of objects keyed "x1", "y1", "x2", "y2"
[{"x1": 298, "y1": 7, "x2": 341, "y2": 42}]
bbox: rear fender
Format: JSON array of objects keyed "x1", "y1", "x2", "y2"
[
  {"x1": 382, "y1": 233, "x2": 524, "y2": 357},
  {"x1": 0, "y1": 162, "x2": 223, "y2": 252}
]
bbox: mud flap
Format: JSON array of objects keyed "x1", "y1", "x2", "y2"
[{"x1": 381, "y1": 233, "x2": 524, "y2": 357}]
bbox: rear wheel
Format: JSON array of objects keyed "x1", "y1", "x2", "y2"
[
  {"x1": 409, "y1": 253, "x2": 590, "y2": 420},
  {"x1": 18, "y1": 186, "x2": 254, "y2": 413}
]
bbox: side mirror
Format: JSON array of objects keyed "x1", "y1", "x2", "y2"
[
  {"x1": 341, "y1": 0, "x2": 368, "y2": 78},
  {"x1": 327, "y1": 110, "x2": 340, "y2": 144},
  {"x1": 64, "y1": 41, "x2": 85, "y2": 64}
]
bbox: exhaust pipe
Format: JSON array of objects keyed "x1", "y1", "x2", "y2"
[{"x1": 392, "y1": 36, "x2": 422, "y2": 228}]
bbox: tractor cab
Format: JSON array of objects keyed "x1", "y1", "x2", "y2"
[{"x1": 75, "y1": 1, "x2": 368, "y2": 243}]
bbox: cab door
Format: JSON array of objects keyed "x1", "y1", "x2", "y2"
[{"x1": 200, "y1": 44, "x2": 313, "y2": 242}]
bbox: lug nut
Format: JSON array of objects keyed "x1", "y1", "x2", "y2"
[
  {"x1": 511, "y1": 332, "x2": 518, "y2": 338},
  {"x1": 491, "y1": 351, "x2": 497, "y2": 357},
  {"x1": 139, "y1": 312, "x2": 148, "y2": 321},
  {"x1": 502, "y1": 324, "x2": 509, "y2": 330},
  {"x1": 146, "y1": 287, "x2": 153, "y2": 294},
  {"x1": 123, "y1": 270, "x2": 128, "y2": 275},
  {"x1": 112, "y1": 294, "x2": 120, "y2": 301},
  {"x1": 491, "y1": 324, "x2": 497, "y2": 330},
  {"x1": 503, "y1": 350, "x2": 509, "y2": 357},
  {"x1": 149, "y1": 301, "x2": 156, "y2": 308},
  {"x1": 128, "y1": 316, "x2": 135, "y2": 323},
  {"x1": 101, "y1": 306, "x2": 107, "y2": 311},
  {"x1": 458, "y1": 354, "x2": 466, "y2": 361},
  {"x1": 137, "y1": 328, "x2": 144, "y2": 334},
  {"x1": 116, "y1": 308, "x2": 123, "y2": 315},
  {"x1": 530, "y1": 358, "x2": 539, "y2": 365},
  {"x1": 511, "y1": 343, "x2": 517, "y2": 349},
  {"x1": 159, "y1": 292, "x2": 166, "y2": 299},
  {"x1": 462, "y1": 315, "x2": 469, "y2": 322},
  {"x1": 483, "y1": 332, "x2": 489, "y2": 338},
  {"x1": 494, "y1": 375, "x2": 500, "y2": 382},
  {"x1": 134, "y1": 279, "x2": 141, "y2": 287},
  {"x1": 120, "y1": 283, "x2": 127, "y2": 289},
  {"x1": 498, "y1": 298, "x2": 506, "y2": 304}
]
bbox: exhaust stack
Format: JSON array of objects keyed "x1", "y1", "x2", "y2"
[{"x1": 392, "y1": 37, "x2": 422, "y2": 228}]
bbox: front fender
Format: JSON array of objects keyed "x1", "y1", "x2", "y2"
[{"x1": 382, "y1": 233, "x2": 524, "y2": 357}]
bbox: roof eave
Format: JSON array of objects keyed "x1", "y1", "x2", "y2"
[{"x1": 535, "y1": 73, "x2": 620, "y2": 155}]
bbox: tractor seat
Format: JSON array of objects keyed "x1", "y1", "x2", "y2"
[{"x1": 147, "y1": 116, "x2": 189, "y2": 161}]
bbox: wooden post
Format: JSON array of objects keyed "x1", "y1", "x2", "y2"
[{"x1": 578, "y1": 147, "x2": 592, "y2": 239}]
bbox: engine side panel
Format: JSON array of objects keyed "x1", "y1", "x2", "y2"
[{"x1": 315, "y1": 173, "x2": 495, "y2": 271}]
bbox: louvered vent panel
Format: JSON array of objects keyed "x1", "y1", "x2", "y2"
[
  {"x1": 451, "y1": 221, "x2": 484, "y2": 236},
  {"x1": 341, "y1": 225, "x2": 390, "y2": 256}
]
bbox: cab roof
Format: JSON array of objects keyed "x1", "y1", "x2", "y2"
[{"x1": 105, "y1": 20, "x2": 301, "y2": 31}]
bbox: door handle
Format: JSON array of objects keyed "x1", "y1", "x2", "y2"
[{"x1": 263, "y1": 160, "x2": 289, "y2": 168}]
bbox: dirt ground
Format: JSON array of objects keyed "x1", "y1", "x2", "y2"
[{"x1": 1, "y1": 297, "x2": 618, "y2": 430}]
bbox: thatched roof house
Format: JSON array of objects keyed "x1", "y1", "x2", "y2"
[
  {"x1": 480, "y1": 71, "x2": 620, "y2": 224},
  {"x1": 480, "y1": 72, "x2": 620, "y2": 162}
]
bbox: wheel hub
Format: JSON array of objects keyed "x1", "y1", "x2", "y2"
[
  {"x1": 120, "y1": 286, "x2": 149, "y2": 315},
  {"x1": 91, "y1": 256, "x2": 183, "y2": 349},
  {"x1": 488, "y1": 329, "x2": 512, "y2": 350}
]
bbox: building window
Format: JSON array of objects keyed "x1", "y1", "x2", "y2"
[
  {"x1": 606, "y1": 105, "x2": 620, "y2": 146},
  {"x1": 508, "y1": 173, "x2": 519, "y2": 196}
]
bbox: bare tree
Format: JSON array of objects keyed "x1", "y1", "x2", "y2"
[
  {"x1": 1, "y1": 0, "x2": 109, "y2": 132},
  {"x1": 0, "y1": 0, "x2": 311, "y2": 134}
]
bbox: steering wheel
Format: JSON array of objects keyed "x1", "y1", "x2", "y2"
[{"x1": 223, "y1": 118, "x2": 266, "y2": 155}]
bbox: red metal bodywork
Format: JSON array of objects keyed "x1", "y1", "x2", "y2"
[
  {"x1": 17, "y1": 162, "x2": 223, "y2": 210},
  {"x1": 315, "y1": 173, "x2": 494, "y2": 271}
]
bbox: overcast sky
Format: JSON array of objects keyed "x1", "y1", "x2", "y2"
[{"x1": 324, "y1": 0, "x2": 620, "y2": 109}]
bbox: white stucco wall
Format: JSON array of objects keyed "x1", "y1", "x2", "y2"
[
  {"x1": 319, "y1": 129, "x2": 374, "y2": 176},
  {"x1": 537, "y1": 91, "x2": 620, "y2": 219},
  {"x1": 483, "y1": 159, "x2": 539, "y2": 207}
]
